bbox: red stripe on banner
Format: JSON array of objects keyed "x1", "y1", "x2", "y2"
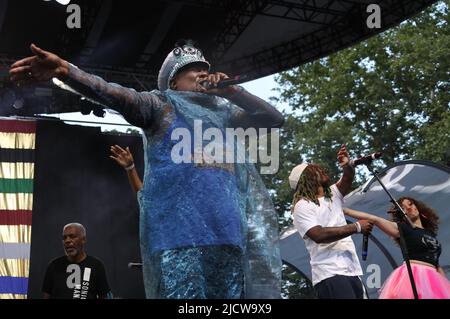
[
  {"x1": 0, "y1": 120, "x2": 36, "y2": 134},
  {"x1": 0, "y1": 210, "x2": 32, "y2": 225}
]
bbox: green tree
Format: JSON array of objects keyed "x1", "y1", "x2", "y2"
[{"x1": 271, "y1": 1, "x2": 449, "y2": 226}]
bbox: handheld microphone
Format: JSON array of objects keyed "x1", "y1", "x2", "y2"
[
  {"x1": 350, "y1": 152, "x2": 382, "y2": 167},
  {"x1": 362, "y1": 234, "x2": 368, "y2": 261},
  {"x1": 200, "y1": 75, "x2": 248, "y2": 89}
]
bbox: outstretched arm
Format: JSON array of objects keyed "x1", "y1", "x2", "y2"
[
  {"x1": 306, "y1": 219, "x2": 374, "y2": 244},
  {"x1": 110, "y1": 145, "x2": 143, "y2": 193},
  {"x1": 9, "y1": 44, "x2": 158, "y2": 127},
  {"x1": 343, "y1": 207, "x2": 399, "y2": 238},
  {"x1": 9, "y1": 44, "x2": 70, "y2": 86}
]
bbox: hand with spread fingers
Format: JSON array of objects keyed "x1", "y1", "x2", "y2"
[
  {"x1": 109, "y1": 145, "x2": 142, "y2": 193},
  {"x1": 9, "y1": 43, "x2": 69, "y2": 86},
  {"x1": 110, "y1": 145, "x2": 134, "y2": 169},
  {"x1": 337, "y1": 144, "x2": 350, "y2": 167}
]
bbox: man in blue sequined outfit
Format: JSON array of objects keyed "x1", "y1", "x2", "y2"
[{"x1": 10, "y1": 40, "x2": 284, "y2": 299}]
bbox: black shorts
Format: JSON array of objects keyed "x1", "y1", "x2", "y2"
[{"x1": 314, "y1": 275, "x2": 366, "y2": 299}]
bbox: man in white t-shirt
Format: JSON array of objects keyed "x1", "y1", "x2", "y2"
[{"x1": 289, "y1": 144, "x2": 373, "y2": 299}]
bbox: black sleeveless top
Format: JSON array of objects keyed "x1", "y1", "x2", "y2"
[{"x1": 399, "y1": 223, "x2": 441, "y2": 267}]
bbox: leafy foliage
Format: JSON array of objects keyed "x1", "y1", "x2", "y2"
[{"x1": 268, "y1": 1, "x2": 449, "y2": 230}]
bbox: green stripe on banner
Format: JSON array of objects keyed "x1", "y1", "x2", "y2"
[{"x1": 0, "y1": 179, "x2": 33, "y2": 193}]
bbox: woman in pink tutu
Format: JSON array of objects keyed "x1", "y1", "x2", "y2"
[{"x1": 344, "y1": 197, "x2": 450, "y2": 299}]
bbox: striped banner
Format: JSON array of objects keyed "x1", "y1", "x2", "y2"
[{"x1": 0, "y1": 119, "x2": 36, "y2": 299}]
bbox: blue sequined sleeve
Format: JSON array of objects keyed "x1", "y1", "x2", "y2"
[{"x1": 59, "y1": 64, "x2": 162, "y2": 128}]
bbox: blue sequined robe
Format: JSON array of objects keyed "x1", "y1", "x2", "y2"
[{"x1": 59, "y1": 64, "x2": 283, "y2": 298}]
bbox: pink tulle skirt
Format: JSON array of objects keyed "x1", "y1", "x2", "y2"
[{"x1": 379, "y1": 262, "x2": 450, "y2": 299}]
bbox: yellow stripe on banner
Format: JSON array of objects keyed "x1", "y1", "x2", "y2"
[
  {"x1": 0, "y1": 293, "x2": 27, "y2": 299},
  {"x1": 0, "y1": 193, "x2": 33, "y2": 210},
  {"x1": 0, "y1": 163, "x2": 34, "y2": 179},
  {"x1": 0, "y1": 225, "x2": 32, "y2": 243},
  {"x1": 0, "y1": 133, "x2": 35, "y2": 149},
  {"x1": 0, "y1": 259, "x2": 30, "y2": 277}
]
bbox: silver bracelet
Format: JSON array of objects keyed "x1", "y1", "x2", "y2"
[{"x1": 125, "y1": 163, "x2": 135, "y2": 171}]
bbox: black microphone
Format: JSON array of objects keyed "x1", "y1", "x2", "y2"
[
  {"x1": 350, "y1": 152, "x2": 382, "y2": 167},
  {"x1": 362, "y1": 234, "x2": 368, "y2": 261},
  {"x1": 200, "y1": 75, "x2": 248, "y2": 89}
]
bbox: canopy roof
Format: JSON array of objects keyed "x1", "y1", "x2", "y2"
[{"x1": 0, "y1": 0, "x2": 437, "y2": 116}]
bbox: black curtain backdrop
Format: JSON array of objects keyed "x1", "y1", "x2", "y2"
[{"x1": 28, "y1": 119, "x2": 145, "y2": 299}]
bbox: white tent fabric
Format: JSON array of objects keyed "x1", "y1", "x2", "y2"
[{"x1": 280, "y1": 160, "x2": 450, "y2": 299}]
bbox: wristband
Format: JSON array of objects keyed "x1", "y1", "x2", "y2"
[
  {"x1": 354, "y1": 221, "x2": 362, "y2": 233},
  {"x1": 125, "y1": 163, "x2": 135, "y2": 171}
]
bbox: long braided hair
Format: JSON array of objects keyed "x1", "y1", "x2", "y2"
[{"x1": 291, "y1": 164, "x2": 332, "y2": 212}]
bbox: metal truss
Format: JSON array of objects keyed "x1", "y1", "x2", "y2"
[
  {"x1": 0, "y1": 0, "x2": 439, "y2": 118},
  {"x1": 210, "y1": 0, "x2": 361, "y2": 62},
  {"x1": 212, "y1": 0, "x2": 268, "y2": 61},
  {"x1": 214, "y1": 0, "x2": 438, "y2": 81}
]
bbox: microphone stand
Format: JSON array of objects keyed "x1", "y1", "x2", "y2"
[{"x1": 364, "y1": 163, "x2": 419, "y2": 299}]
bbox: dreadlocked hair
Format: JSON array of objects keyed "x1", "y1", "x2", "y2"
[
  {"x1": 291, "y1": 164, "x2": 332, "y2": 212},
  {"x1": 389, "y1": 196, "x2": 440, "y2": 235}
]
